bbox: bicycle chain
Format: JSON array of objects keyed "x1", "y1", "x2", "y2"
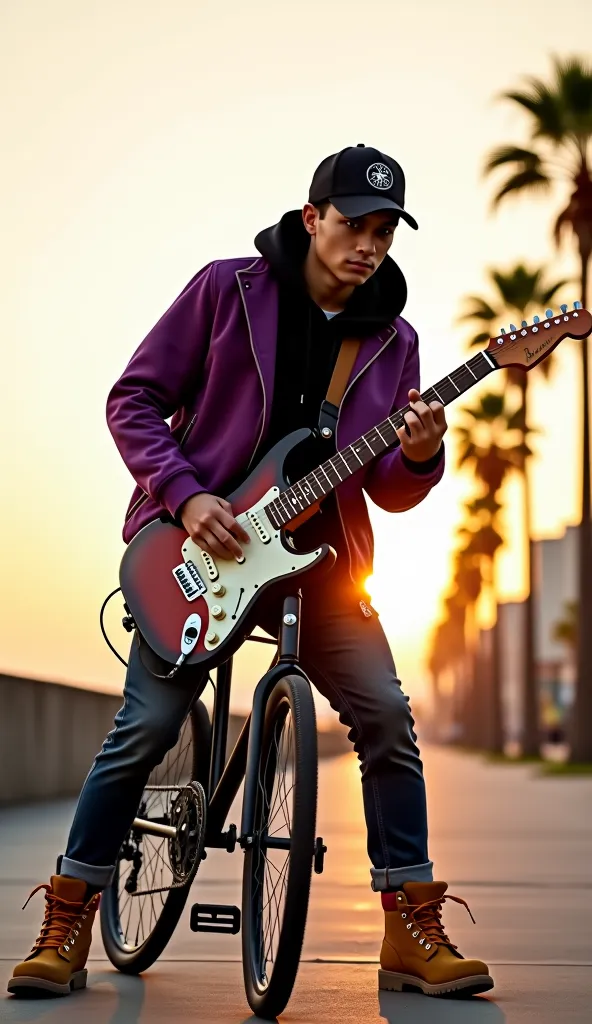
[{"x1": 126, "y1": 783, "x2": 206, "y2": 897}]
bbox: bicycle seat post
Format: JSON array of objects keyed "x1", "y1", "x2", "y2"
[{"x1": 278, "y1": 591, "x2": 302, "y2": 664}]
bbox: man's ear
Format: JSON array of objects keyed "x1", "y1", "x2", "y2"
[{"x1": 302, "y1": 203, "x2": 319, "y2": 237}]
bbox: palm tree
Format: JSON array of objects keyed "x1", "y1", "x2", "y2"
[
  {"x1": 455, "y1": 494, "x2": 505, "y2": 751},
  {"x1": 455, "y1": 390, "x2": 536, "y2": 750},
  {"x1": 458, "y1": 264, "x2": 567, "y2": 755},
  {"x1": 428, "y1": 600, "x2": 467, "y2": 738},
  {"x1": 455, "y1": 392, "x2": 530, "y2": 486},
  {"x1": 448, "y1": 546, "x2": 483, "y2": 747},
  {"x1": 483, "y1": 56, "x2": 592, "y2": 761}
]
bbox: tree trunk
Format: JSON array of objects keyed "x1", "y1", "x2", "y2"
[
  {"x1": 486, "y1": 609, "x2": 505, "y2": 754},
  {"x1": 520, "y1": 374, "x2": 540, "y2": 756},
  {"x1": 570, "y1": 248, "x2": 592, "y2": 762},
  {"x1": 457, "y1": 604, "x2": 478, "y2": 747},
  {"x1": 428, "y1": 670, "x2": 443, "y2": 742}
]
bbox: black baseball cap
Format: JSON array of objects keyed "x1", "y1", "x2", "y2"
[{"x1": 308, "y1": 143, "x2": 418, "y2": 230}]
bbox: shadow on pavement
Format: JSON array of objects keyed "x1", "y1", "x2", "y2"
[
  {"x1": 104, "y1": 974, "x2": 146, "y2": 1024},
  {"x1": 378, "y1": 990, "x2": 506, "y2": 1023},
  {"x1": 3, "y1": 972, "x2": 146, "y2": 1024}
]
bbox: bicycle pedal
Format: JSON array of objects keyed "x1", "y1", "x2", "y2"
[{"x1": 190, "y1": 903, "x2": 241, "y2": 935}]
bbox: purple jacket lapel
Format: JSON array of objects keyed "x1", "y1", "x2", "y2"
[
  {"x1": 348, "y1": 327, "x2": 397, "y2": 393},
  {"x1": 236, "y1": 261, "x2": 279, "y2": 439}
]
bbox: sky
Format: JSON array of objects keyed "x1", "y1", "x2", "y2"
[{"x1": 1, "y1": 0, "x2": 589, "y2": 717}]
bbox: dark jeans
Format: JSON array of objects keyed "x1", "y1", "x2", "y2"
[{"x1": 61, "y1": 588, "x2": 432, "y2": 891}]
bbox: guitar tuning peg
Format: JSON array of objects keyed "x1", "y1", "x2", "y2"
[
  {"x1": 521, "y1": 320, "x2": 528, "y2": 328},
  {"x1": 509, "y1": 324, "x2": 517, "y2": 331},
  {"x1": 533, "y1": 315, "x2": 540, "y2": 324},
  {"x1": 500, "y1": 327, "x2": 506, "y2": 334},
  {"x1": 560, "y1": 304, "x2": 568, "y2": 313},
  {"x1": 574, "y1": 301, "x2": 582, "y2": 310},
  {"x1": 545, "y1": 309, "x2": 553, "y2": 319}
]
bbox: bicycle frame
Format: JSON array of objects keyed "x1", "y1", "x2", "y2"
[
  {"x1": 205, "y1": 592, "x2": 308, "y2": 851},
  {"x1": 131, "y1": 592, "x2": 311, "y2": 851}
]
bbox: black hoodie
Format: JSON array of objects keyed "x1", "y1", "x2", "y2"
[{"x1": 251, "y1": 210, "x2": 409, "y2": 576}]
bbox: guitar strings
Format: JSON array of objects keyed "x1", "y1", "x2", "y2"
[{"x1": 227, "y1": 352, "x2": 492, "y2": 532}]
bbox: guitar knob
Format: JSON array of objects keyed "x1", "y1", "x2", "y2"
[
  {"x1": 211, "y1": 605, "x2": 226, "y2": 620},
  {"x1": 205, "y1": 630, "x2": 219, "y2": 644},
  {"x1": 211, "y1": 582, "x2": 226, "y2": 596}
]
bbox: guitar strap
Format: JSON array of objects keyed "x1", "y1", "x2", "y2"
[{"x1": 317, "y1": 337, "x2": 361, "y2": 441}]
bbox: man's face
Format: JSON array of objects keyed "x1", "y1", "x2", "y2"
[{"x1": 302, "y1": 203, "x2": 397, "y2": 286}]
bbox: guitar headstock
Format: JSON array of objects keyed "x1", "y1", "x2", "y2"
[{"x1": 485, "y1": 303, "x2": 592, "y2": 371}]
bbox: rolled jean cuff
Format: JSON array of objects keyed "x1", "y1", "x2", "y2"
[
  {"x1": 60, "y1": 855, "x2": 115, "y2": 890},
  {"x1": 370, "y1": 860, "x2": 434, "y2": 892}
]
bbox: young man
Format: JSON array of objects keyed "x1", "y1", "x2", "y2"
[{"x1": 9, "y1": 144, "x2": 493, "y2": 999}]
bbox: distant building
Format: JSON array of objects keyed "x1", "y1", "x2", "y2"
[
  {"x1": 533, "y1": 525, "x2": 577, "y2": 711},
  {"x1": 496, "y1": 600, "x2": 525, "y2": 743},
  {"x1": 497, "y1": 525, "x2": 578, "y2": 740}
]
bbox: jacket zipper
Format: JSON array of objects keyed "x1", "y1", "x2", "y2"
[
  {"x1": 179, "y1": 413, "x2": 197, "y2": 447},
  {"x1": 124, "y1": 412, "x2": 198, "y2": 522},
  {"x1": 236, "y1": 266, "x2": 267, "y2": 474},
  {"x1": 333, "y1": 328, "x2": 398, "y2": 598}
]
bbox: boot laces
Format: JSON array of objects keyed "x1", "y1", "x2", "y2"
[
  {"x1": 22, "y1": 883, "x2": 96, "y2": 951},
  {"x1": 407, "y1": 894, "x2": 476, "y2": 950}
]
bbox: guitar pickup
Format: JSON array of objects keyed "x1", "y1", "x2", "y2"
[
  {"x1": 190, "y1": 903, "x2": 241, "y2": 935},
  {"x1": 199, "y1": 549, "x2": 219, "y2": 581},
  {"x1": 247, "y1": 510, "x2": 270, "y2": 544}
]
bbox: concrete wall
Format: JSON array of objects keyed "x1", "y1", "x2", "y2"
[
  {"x1": 0, "y1": 673, "x2": 350, "y2": 805},
  {"x1": 0, "y1": 673, "x2": 123, "y2": 805}
]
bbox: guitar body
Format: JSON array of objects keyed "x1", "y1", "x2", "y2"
[{"x1": 119, "y1": 429, "x2": 335, "y2": 669}]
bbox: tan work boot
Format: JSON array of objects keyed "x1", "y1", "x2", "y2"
[
  {"x1": 378, "y1": 881, "x2": 494, "y2": 997},
  {"x1": 7, "y1": 875, "x2": 100, "y2": 996}
]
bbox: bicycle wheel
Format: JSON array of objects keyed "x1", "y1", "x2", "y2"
[
  {"x1": 100, "y1": 698, "x2": 211, "y2": 973},
  {"x1": 242, "y1": 673, "x2": 318, "y2": 1019}
]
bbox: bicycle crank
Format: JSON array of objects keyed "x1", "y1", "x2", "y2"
[{"x1": 126, "y1": 781, "x2": 207, "y2": 896}]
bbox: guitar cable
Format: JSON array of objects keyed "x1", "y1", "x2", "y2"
[
  {"x1": 100, "y1": 587, "x2": 128, "y2": 667},
  {"x1": 99, "y1": 586, "x2": 210, "y2": 683}
]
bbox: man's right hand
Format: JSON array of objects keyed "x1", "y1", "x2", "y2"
[{"x1": 179, "y1": 493, "x2": 250, "y2": 561}]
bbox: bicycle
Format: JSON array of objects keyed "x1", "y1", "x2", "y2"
[{"x1": 99, "y1": 591, "x2": 328, "y2": 1020}]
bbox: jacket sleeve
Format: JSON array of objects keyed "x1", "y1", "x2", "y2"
[
  {"x1": 363, "y1": 330, "x2": 445, "y2": 513},
  {"x1": 106, "y1": 263, "x2": 217, "y2": 520}
]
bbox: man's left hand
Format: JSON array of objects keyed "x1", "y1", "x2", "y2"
[{"x1": 395, "y1": 388, "x2": 447, "y2": 463}]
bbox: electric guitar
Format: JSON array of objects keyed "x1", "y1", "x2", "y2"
[{"x1": 120, "y1": 303, "x2": 592, "y2": 673}]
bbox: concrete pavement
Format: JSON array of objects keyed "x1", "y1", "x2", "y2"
[{"x1": 1, "y1": 745, "x2": 591, "y2": 1021}]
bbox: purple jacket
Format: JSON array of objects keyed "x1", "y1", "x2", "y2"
[{"x1": 106, "y1": 257, "x2": 445, "y2": 586}]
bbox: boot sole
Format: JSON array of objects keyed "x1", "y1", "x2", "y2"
[
  {"x1": 7, "y1": 969, "x2": 88, "y2": 997},
  {"x1": 379, "y1": 969, "x2": 494, "y2": 998}
]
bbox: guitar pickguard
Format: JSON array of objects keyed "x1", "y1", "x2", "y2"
[{"x1": 180, "y1": 487, "x2": 322, "y2": 651}]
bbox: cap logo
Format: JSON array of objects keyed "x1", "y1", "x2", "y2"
[{"x1": 366, "y1": 162, "x2": 393, "y2": 191}]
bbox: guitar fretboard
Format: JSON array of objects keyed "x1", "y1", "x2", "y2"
[{"x1": 264, "y1": 349, "x2": 496, "y2": 529}]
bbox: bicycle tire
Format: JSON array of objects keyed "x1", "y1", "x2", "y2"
[
  {"x1": 241, "y1": 673, "x2": 318, "y2": 1019},
  {"x1": 100, "y1": 698, "x2": 211, "y2": 974}
]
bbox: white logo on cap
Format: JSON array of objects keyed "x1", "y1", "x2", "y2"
[{"x1": 366, "y1": 162, "x2": 393, "y2": 190}]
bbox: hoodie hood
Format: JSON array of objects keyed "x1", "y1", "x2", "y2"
[{"x1": 254, "y1": 209, "x2": 408, "y2": 334}]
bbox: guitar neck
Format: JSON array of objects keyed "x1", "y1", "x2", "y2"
[{"x1": 264, "y1": 349, "x2": 497, "y2": 530}]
